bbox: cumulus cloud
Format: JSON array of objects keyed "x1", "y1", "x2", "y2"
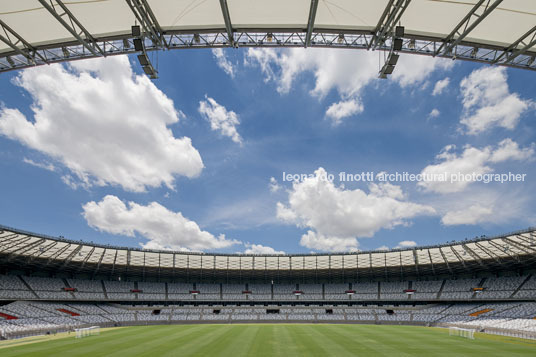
[
  {"x1": 244, "y1": 243, "x2": 285, "y2": 255},
  {"x1": 436, "y1": 188, "x2": 530, "y2": 226},
  {"x1": 392, "y1": 56, "x2": 454, "y2": 88},
  {"x1": 441, "y1": 204, "x2": 493, "y2": 226},
  {"x1": 432, "y1": 77, "x2": 450, "y2": 96},
  {"x1": 198, "y1": 96, "x2": 242, "y2": 144},
  {"x1": 245, "y1": 48, "x2": 453, "y2": 124},
  {"x1": 376, "y1": 241, "x2": 418, "y2": 251},
  {"x1": 0, "y1": 56, "x2": 203, "y2": 192},
  {"x1": 396, "y1": 240, "x2": 417, "y2": 248},
  {"x1": 428, "y1": 108, "x2": 440, "y2": 119},
  {"x1": 460, "y1": 67, "x2": 530, "y2": 134},
  {"x1": 419, "y1": 139, "x2": 534, "y2": 194},
  {"x1": 82, "y1": 195, "x2": 239, "y2": 251},
  {"x1": 325, "y1": 98, "x2": 364, "y2": 125},
  {"x1": 269, "y1": 177, "x2": 281, "y2": 193},
  {"x1": 276, "y1": 168, "x2": 435, "y2": 252},
  {"x1": 212, "y1": 48, "x2": 235, "y2": 78},
  {"x1": 23, "y1": 158, "x2": 56, "y2": 172}
]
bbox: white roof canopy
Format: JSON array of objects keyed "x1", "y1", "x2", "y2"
[{"x1": 0, "y1": 0, "x2": 534, "y2": 73}]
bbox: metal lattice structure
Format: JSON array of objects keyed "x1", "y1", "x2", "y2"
[
  {"x1": 1, "y1": 225, "x2": 535, "y2": 282},
  {"x1": 0, "y1": 0, "x2": 535, "y2": 73}
]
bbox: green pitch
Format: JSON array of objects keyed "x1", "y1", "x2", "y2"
[{"x1": 1, "y1": 324, "x2": 535, "y2": 356}]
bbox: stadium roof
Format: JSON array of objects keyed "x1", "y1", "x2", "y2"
[
  {"x1": 0, "y1": 0, "x2": 535, "y2": 74},
  {"x1": 1, "y1": 225, "x2": 535, "y2": 281}
]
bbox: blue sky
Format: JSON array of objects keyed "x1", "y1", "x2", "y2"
[{"x1": 0, "y1": 47, "x2": 534, "y2": 254}]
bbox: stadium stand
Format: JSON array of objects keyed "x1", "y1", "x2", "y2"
[{"x1": 1, "y1": 226, "x2": 536, "y2": 340}]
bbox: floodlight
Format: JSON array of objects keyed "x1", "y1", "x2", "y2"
[
  {"x1": 142, "y1": 66, "x2": 153, "y2": 75},
  {"x1": 133, "y1": 39, "x2": 144, "y2": 51},
  {"x1": 393, "y1": 39, "x2": 403, "y2": 51},
  {"x1": 137, "y1": 54, "x2": 149, "y2": 66},
  {"x1": 395, "y1": 26, "x2": 404, "y2": 38},
  {"x1": 193, "y1": 34, "x2": 200, "y2": 44},
  {"x1": 62, "y1": 47, "x2": 70, "y2": 58},
  {"x1": 131, "y1": 25, "x2": 141, "y2": 37},
  {"x1": 267, "y1": 33, "x2": 273, "y2": 42},
  {"x1": 123, "y1": 39, "x2": 130, "y2": 49},
  {"x1": 338, "y1": 34, "x2": 344, "y2": 44},
  {"x1": 388, "y1": 54, "x2": 399, "y2": 65}
]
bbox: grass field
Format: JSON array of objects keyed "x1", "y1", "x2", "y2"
[{"x1": 1, "y1": 324, "x2": 535, "y2": 356}]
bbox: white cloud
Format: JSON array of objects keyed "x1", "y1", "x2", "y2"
[
  {"x1": 269, "y1": 177, "x2": 281, "y2": 193},
  {"x1": 428, "y1": 108, "x2": 440, "y2": 119},
  {"x1": 441, "y1": 204, "x2": 493, "y2": 226},
  {"x1": 392, "y1": 56, "x2": 454, "y2": 88},
  {"x1": 436, "y1": 188, "x2": 530, "y2": 226},
  {"x1": 432, "y1": 77, "x2": 450, "y2": 96},
  {"x1": 325, "y1": 98, "x2": 364, "y2": 125},
  {"x1": 198, "y1": 96, "x2": 242, "y2": 144},
  {"x1": 396, "y1": 240, "x2": 417, "y2": 248},
  {"x1": 212, "y1": 48, "x2": 235, "y2": 78},
  {"x1": 376, "y1": 241, "x2": 418, "y2": 250},
  {"x1": 0, "y1": 56, "x2": 203, "y2": 192},
  {"x1": 300, "y1": 230, "x2": 359, "y2": 252},
  {"x1": 244, "y1": 243, "x2": 285, "y2": 255},
  {"x1": 460, "y1": 67, "x2": 530, "y2": 134},
  {"x1": 489, "y1": 138, "x2": 535, "y2": 163},
  {"x1": 419, "y1": 139, "x2": 534, "y2": 194},
  {"x1": 245, "y1": 49, "x2": 453, "y2": 123},
  {"x1": 276, "y1": 168, "x2": 435, "y2": 252},
  {"x1": 82, "y1": 195, "x2": 239, "y2": 251},
  {"x1": 23, "y1": 158, "x2": 56, "y2": 172}
]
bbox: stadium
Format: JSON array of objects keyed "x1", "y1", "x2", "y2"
[
  {"x1": 1, "y1": 0, "x2": 536, "y2": 355},
  {"x1": 1, "y1": 224, "x2": 536, "y2": 354}
]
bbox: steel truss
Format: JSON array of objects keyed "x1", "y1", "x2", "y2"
[
  {"x1": 1, "y1": 29, "x2": 535, "y2": 74},
  {"x1": 38, "y1": 0, "x2": 104, "y2": 56},
  {"x1": 125, "y1": 0, "x2": 167, "y2": 48}
]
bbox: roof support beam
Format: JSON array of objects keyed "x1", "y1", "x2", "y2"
[
  {"x1": 488, "y1": 239, "x2": 519, "y2": 263},
  {"x1": 7, "y1": 239, "x2": 46, "y2": 262},
  {"x1": 438, "y1": 247, "x2": 453, "y2": 275},
  {"x1": 427, "y1": 249, "x2": 436, "y2": 275},
  {"x1": 412, "y1": 249, "x2": 419, "y2": 275},
  {"x1": 125, "y1": 0, "x2": 166, "y2": 48},
  {"x1": 370, "y1": 0, "x2": 411, "y2": 49},
  {"x1": 61, "y1": 244, "x2": 84, "y2": 269},
  {"x1": 474, "y1": 241, "x2": 504, "y2": 267},
  {"x1": 0, "y1": 233, "x2": 19, "y2": 246},
  {"x1": 0, "y1": 19, "x2": 47, "y2": 65},
  {"x1": 219, "y1": 0, "x2": 235, "y2": 47},
  {"x1": 436, "y1": 0, "x2": 502, "y2": 56},
  {"x1": 77, "y1": 246, "x2": 95, "y2": 273},
  {"x1": 449, "y1": 246, "x2": 467, "y2": 270},
  {"x1": 38, "y1": 0, "x2": 104, "y2": 56},
  {"x1": 494, "y1": 25, "x2": 536, "y2": 64},
  {"x1": 45, "y1": 243, "x2": 71, "y2": 267},
  {"x1": 92, "y1": 249, "x2": 107, "y2": 278},
  {"x1": 510, "y1": 234, "x2": 536, "y2": 252},
  {"x1": 29, "y1": 241, "x2": 58, "y2": 263},
  {"x1": 305, "y1": 0, "x2": 319, "y2": 48},
  {"x1": 0, "y1": 236, "x2": 32, "y2": 253}
]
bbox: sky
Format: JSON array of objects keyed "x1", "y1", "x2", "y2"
[{"x1": 0, "y1": 47, "x2": 535, "y2": 254}]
